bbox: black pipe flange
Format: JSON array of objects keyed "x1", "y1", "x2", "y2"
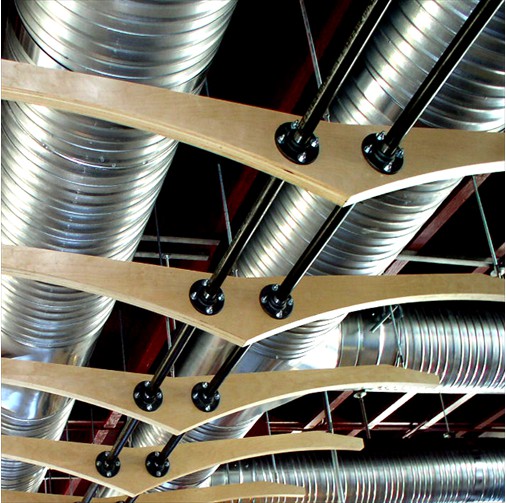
[
  {"x1": 133, "y1": 380, "x2": 163, "y2": 412},
  {"x1": 259, "y1": 283, "x2": 294, "y2": 320},
  {"x1": 191, "y1": 381, "x2": 221, "y2": 412},
  {"x1": 189, "y1": 279, "x2": 225, "y2": 315},
  {"x1": 95, "y1": 451, "x2": 121, "y2": 478},
  {"x1": 275, "y1": 121, "x2": 320, "y2": 165},
  {"x1": 145, "y1": 451, "x2": 170, "y2": 477},
  {"x1": 362, "y1": 132, "x2": 404, "y2": 175}
]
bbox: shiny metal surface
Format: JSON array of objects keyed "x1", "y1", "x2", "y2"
[
  {"x1": 338, "y1": 303, "x2": 505, "y2": 392},
  {"x1": 133, "y1": 0, "x2": 505, "y2": 491},
  {"x1": 331, "y1": 0, "x2": 505, "y2": 130},
  {"x1": 1, "y1": 0, "x2": 237, "y2": 491},
  {"x1": 210, "y1": 443, "x2": 505, "y2": 503},
  {"x1": 14, "y1": 0, "x2": 237, "y2": 90}
]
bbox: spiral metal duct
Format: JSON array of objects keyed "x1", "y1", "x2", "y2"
[
  {"x1": 338, "y1": 302, "x2": 505, "y2": 392},
  {"x1": 1, "y1": 0, "x2": 237, "y2": 491},
  {"x1": 132, "y1": 0, "x2": 505, "y2": 492},
  {"x1": 210, "y1": 442, "x2": 505, "y2": 503}
]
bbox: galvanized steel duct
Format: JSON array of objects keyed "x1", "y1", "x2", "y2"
[
  {"x1": 1, "y1": 0, "x2": 237, "y2": 492},
  {"x1": 132, "y1": 0, "x2": 505, "y2": 491},
  {"x1": 209, "y1": 441, "x2": 505, "y2": 503},
  {"x1": 338, "y1": 302, "x2": 505, "y2": 393}
]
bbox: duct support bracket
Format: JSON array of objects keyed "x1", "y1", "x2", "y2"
[
  {"x1": 189, "y1": 279, "x2": 225, "y2": 315},
  {"x1": 191, "y1": 381, "x2": 221, "y2": 412},
  {"x1": 191, "y1": 345, "x2": 249, "y2": 412},
  {"x1": 145, "y1": 451, "x2": 171, "y2": 478},
  {"x1": 133, "y1": 380, "x2": 163, "y2": 412},
  {"x1": 275, "y1": 121, "x2": 320, "y2": 165},
  {"x1": 362, "y1": 131, "x2": 404, "y2": 174},
  {"x1": 259, "y1": 283, "x2": 294, "y2": 320},
  {"x1": 95, "y1": 451, "x2": 121, "y2": 478}
]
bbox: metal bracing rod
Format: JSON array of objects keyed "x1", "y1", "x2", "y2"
[
  {"x1": 107, "y1": 417, "x2": 139, "y2": 461},
  {"x1": 296, "y1": 0, "x2": 391, "y2": 142},
  {"x1": 260, "y1": 204, "x2": 355, "y2": 319},
  {"x1": 384, "y1": 0, "x2": 503, "y2": 152},
  {"x1": 389, "y1": 305, "x2": 405, "y2": 367},
  {"x1": 354, "y1": 390, "x2": 372, "y2": 440},
  {"x1": 133, "y1": 324, "x2": 197, "y2": 412},
  {"x1": 472, "y1": 175, "x2": 501, "y2": 277},
  {"x1": 369, "y1": 305, "x2": 400, "y2": 333},
  {"x1": 207, "y1": 176, "x2": 284, "y2": 294},
  {"x1": 363, "y1": 0, "x2": 504, "y2": 174},
  {"x1": 149, "y1": 325, "x2": 196, "y2": 392},
  {"x1": 159, "y1": 433, "x2": 185, "y2": 460},
  {"x1": 323, "y1": 391, "x2": 335, "y2": 435},
  {"x1": 323, "y1": 391, "x2": 346, "y2": 503},
  {"x1": 92, "y1": 417, "x2": 140, "y2": 482},
  {"x1": 79, "y1": 482, "x2": 98, "y2": 503},
  {"x1": 145, "y1": 433, "x2": 185, "y2": 478},
  {"x1": 299, "y1": 0, "x2": 324, "y2": 89},
  {"x1": 191, "y1": 345, "x2": 250, "y2": 412},
  {"x1": 275, "y1": 0, "x2": 392, "y2": 165},
  {"x1": 84, "y1": 326, "x2": 195, "y2": 486},
  {"x1": 439, "y1": 393, "x2": 453, "y2": 439},
  {"x1": 217, "y1": 162, "x2": 234, "y2": 247},
  {"x1": 189, "y1": 175, "x2": 285, "y2": 315}
]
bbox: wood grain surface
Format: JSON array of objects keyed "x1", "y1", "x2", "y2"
[
  {"x1": 1, "y1": 482, "x2": 306, "y2": 503},
  {"x1": 1, "y1": 432, "x2": 362, "y2": 496},
  {"x1": 2, "y1": 360, "x2": 439, "y2": 435},
  {"x1": 2, "y1": 59, "x2": 503, "y2": 207},
  {"x1": 3, "y1": 246, "x2": 503, "y2": 347}
]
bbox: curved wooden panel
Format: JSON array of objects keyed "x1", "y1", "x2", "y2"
[
  {"x1": 2, "y1": 360, "x2": 439, "y2": 435},
  {"x1": 2, "y1": 246, "x2": 503, "y2": 347},
  {"x1": 2, "y1": 482, "x2": 305, "y2": 503},
  {"x1": 2, "y1": 59, "x2": 503, "y2": 207},
  {"x1": 1, "y1": 432, "x2": 362, "y2": 496}
]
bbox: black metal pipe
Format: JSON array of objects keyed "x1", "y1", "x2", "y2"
[
  {"x1": 148, "y1": 324, "x2": 196, "y2": 391},
  {"x1": 207, "y1": 176, "x2": 285, "y2": 295},
  {"x1": 79, "y1": 483, "x2": 99, "y2": 503},
  {"x1": 363, "y1": 0, "x2": 504, "y2": 174},
  {"x1": 191, "y1": 345, "x2": 250, "y2": 412},
  {"x1": 93, "y1": 417, "x2": 140, "y2": 480},
  {"x1": 189, "y1": 176, "x2": 285, "y2": 315},
  {"x1": 260, "y1": 204, "x2": 355, "y2": 319},
  {"x1": 145, "y1": 433, "x2": 185, "y2": 478},
  {"x1": 384, "y1": 0, "x2": 503, "y2": 153},
  {"x1": 206, "y1": 345, "x2": 250, "y2": 397},
  {"x1": 279, "y1": 204, "x2": 354, "y2": 297},
  {"x1": 160, "y1": 433, "x2": 185, "y2": 460},
  {"x1": 133, "y1": 324, "x2": 197, "y2": 412},
  {"x1": 275, "y1": 0, "x2": 392, "y2": 164},
  {"x1": 108, "y1": 417, "x2": 139, "y2": 460},
  {"x1": 295, "y1": 0, "x2": 392, "y2": 143}
]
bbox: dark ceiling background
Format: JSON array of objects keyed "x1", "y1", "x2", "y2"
[{"x1": 2, "y1": 0, "x2": 504, "y2": 497}]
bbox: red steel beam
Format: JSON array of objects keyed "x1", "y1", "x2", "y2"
[
  {"x1": 303, "y1": 391, "x2": 354, "y2": 430},
  {"x1": 456, "y1": 408, "x2": 505, "y2": 438},
  {"x1": 473, "y1": 243, "x2": 505, "y2": 275},
  {"x1": 348, "y1": 392, "x2": 416, "y2": 437},
  {"x1": 60, "y1": 3, "x2": 356, "y2": 496},
  {"x1": 385, "y1": 174, "x2": 490, "y2": 275}
]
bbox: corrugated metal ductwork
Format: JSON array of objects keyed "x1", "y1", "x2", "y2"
[
  {"x1": 209, "y1": 441, "x2": 505, "y2": 503},
  {"x1": 131, "y1": 0, "x2": 505, "y2": 493},
  {"x1": 129, "y1": 302, "x2": 504, "y2": 494},
  {"x1": 338, "y1": 302, "x2": 505, "y2": 393},
  {"x1": 2, "y1": 0, "x2": 504, "y2": 497},
  {"x1": 1, "y1": 0, "x2": 237, "y2": 491}
]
